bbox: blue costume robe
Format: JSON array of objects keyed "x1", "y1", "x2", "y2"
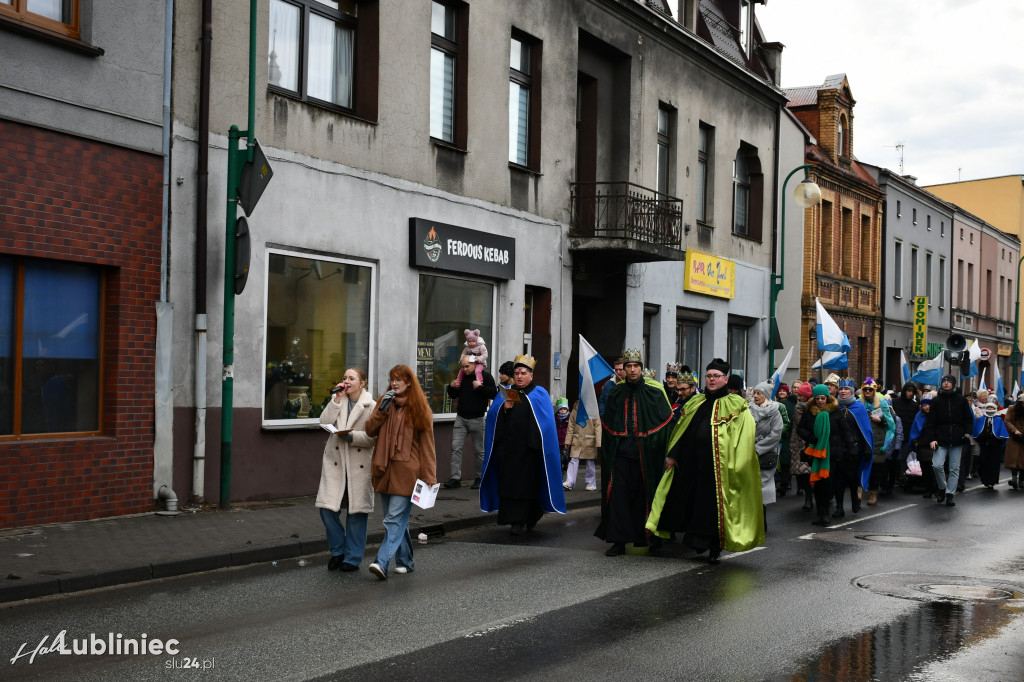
[
  {"x1": 842, "y1": 400, "x2": 874, "y2": 491},
  {"x1": 480, "y1": 383, "x2": 566, "y2": 515}
]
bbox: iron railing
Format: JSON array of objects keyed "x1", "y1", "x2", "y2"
[{"x1": 570, "y1": 181, "x2": 683, "y2": 249}]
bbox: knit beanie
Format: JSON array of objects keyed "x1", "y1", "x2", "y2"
[
  {"x1": 812, "y1": 383, "x2": 830, "y2": 398},
  {"x1": 797, "y1": 382, "x2": 813, "y2": 399}
]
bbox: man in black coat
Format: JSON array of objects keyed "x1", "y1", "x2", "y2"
[
  {"x1": 921, "y1": 375, "x2": 975, "y2": 506},
  {"x1": 444, "y1": 357, "x2": 498, "y2": 489},
  {"x1": 889, "y1": 382, "x2": 920, "y2": 493}
]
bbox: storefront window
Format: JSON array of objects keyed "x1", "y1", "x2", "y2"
[
  {"x1": 263, "y1": 251, "x2": 374, "y2": 426},
  {"x1": 0, "y1": 256, "x2": 101, "y2": 436},
  {"x1": 728, "y1": 324, "x2": 748, "y2": 381},
  {"x1": 417, "y1": 274, "x2": 494, "y2": 414},
  {"x1": 676, "y1": 321, "x2": 702, "y2": 375}
]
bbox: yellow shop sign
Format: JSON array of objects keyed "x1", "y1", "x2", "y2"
[
  {"x1": 912, "y1": 296, "x2": 928, "y2": 356},
  {"x1": 683, "y1": 250, "x2": 735, "y2": 299}
]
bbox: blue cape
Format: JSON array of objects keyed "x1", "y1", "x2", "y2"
[
  {"x1": 909, "y1": 410, "x2": 926, "y2": 444},
  {"x1": 841, "y1": 400, "x2": 874, "y2": 491},
  {"x1": 972, "y1": 415, "x2": 1009, "y2": 440},
  {"x1": 480, "y1": 384, "x2": 567, "y2": 515}
]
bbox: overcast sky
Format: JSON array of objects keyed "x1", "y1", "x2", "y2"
[{"x1": 670, "y1": 0, "x2": 1024, "y2": 187}]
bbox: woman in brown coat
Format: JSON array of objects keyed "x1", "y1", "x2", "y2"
[
  {"x1": 316, "y1": 368, "x2": 377, "y2": 572},
  {"x1": 1003, "y1": 393, "x2": 1024, "y2": 489},
  {"x1": 563, "y1": 401, "x2": 601, "y2": 491},
  {"x1": 364, "y1": 365, "x2": 437, "y2": 580}
]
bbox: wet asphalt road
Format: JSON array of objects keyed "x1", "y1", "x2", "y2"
[{"x1": 3, "y1": 480, "x2": 1024, "y2": 681}]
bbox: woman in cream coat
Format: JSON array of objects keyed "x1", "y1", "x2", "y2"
[{"x1": 316, "y1": 368, "x2": 377, "y2": 572}]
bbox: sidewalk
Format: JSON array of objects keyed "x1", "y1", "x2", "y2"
[{"x1": 0, "y1": 484, "x2": 601, "y2": 604}]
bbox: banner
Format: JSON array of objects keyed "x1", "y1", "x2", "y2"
[
  {"x1": 683, "y1": 250, "x2": 736, "y2": 299},
  {"x1": 912, "y1": 296, "x2": 928, "y2": 356}
]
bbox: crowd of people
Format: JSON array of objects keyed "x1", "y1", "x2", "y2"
[{"x1": 312, "y1": 327, "x2": 1023, "y2": 581}]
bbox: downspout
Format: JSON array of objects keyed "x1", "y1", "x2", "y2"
[
  {"x1": 154, "y1": 0, "x2": 177, "y2": 507},
  {"x1": 192, "y1": 0, "x2": 213, "y2": 503},
  {"x1": 769, "y1": 103, "x2": 781, "y2": 377},
  {"x1": 878, "y1": 180, "x2": 887, "y2": 385}
]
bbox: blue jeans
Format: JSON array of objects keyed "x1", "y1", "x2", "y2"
[
  {"x1": 932, "y1": 444, "x2": 962, "y2": 495},
  {"x1": 450, "y1": 415, "x2": 485, "y2": 479},
  {"x1": 374, "y1": 493, "x2": 414, "y2": 576},
  {"x1": 320, "y1": 507, "x2": 368, "y2": 567}
]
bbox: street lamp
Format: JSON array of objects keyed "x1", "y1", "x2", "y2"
[
  {"x1": 769, "y1": 165, "x2": 821, "y2": 376},
  {"x1": 1013, "y1": 252, "x2": 1024, "y2": 386}
]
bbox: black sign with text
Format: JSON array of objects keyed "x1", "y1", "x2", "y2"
[{"x1": 409, "y1": 217, "x2": 515, "y2": 280}]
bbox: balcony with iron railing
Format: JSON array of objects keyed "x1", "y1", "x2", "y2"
[{"x1": 569, "y1": 181, "x2": 685, "y2": 262}]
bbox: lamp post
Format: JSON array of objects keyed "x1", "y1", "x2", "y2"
[
  {"x1": 1013, "y1": 252, "x2": 1024, "y2": 387},
  {"x1": 769, "y1": 165, "x2": 821, "y2": 376}
]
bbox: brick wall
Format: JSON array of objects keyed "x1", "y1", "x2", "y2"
[{"x1": 0, "y1": 120, "x2": 163, "y2": 527}]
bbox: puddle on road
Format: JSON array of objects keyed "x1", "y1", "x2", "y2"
[{"x1": 766, "y1": 600, "x2": 1019, "y2": 681}]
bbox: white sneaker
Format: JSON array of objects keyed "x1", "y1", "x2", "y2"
[
  {"x1": 368, "y1": 562, "x2": 387, "y2": 580},
  {"x1": 585, "y1": 484, "x2": 597, "y2": 491},
  {"x1": 563, "y1": 482, "x2": 573, "y2": 490},
  {"x1": 395, "y1": 566, "x2": 410, "y2": 574}
]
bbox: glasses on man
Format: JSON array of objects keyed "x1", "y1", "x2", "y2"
[{"x1": 705, "y1": 373, "x2": 726, "y2": 380}]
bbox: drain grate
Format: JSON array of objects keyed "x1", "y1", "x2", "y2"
[{"x1": 856, "y1": 572, "x2": 1024, "y2": 604}]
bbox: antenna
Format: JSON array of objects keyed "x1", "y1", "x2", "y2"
[{"x1": 884, "y1": 141, "x2": 905, "y2": 175}]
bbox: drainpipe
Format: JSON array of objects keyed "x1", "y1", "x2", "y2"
[
  {"x1": 192, "y1": 0, "x2": 213, "y2": 503},
  {"x1": 154, "y1": 0, "x2": 177, "y2": 505}
]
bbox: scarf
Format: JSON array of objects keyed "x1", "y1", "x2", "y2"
[
  {"x1": 807, "y1": 408, "x2": 831, "y2": 484},
  {"x1": 748, "y1": 398, "x2": 775, "y2": 423}
]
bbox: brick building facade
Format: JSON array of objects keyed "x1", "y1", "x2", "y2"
[
  {"x1": 786, "y1": 75, "x2": 884, "y2": 381},
  {"x1": 0, "y1": 121, "x2": 163, "y2": 526}
]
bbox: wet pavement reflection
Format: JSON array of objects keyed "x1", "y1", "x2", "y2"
[{"x1": 767, "y1": 601, "x2": 1018, "y2": 681}]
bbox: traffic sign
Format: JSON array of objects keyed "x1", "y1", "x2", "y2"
[{"x1": 980, "y1": 347, "x2": 992, "y2": 361}]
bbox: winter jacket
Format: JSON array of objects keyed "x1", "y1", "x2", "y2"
[
  {"x1": 565, "y1": 404, "x2": 601, "y2": 460},
  {"x1": 446, "y1": 370, "x2": 498, "y2": 418},
  {"x1": 749, "y1": 399, "x2": 784, "y2": 470},
  {"x1": 796, "y1": 396, "x2": 852, "y2": 462},
  {"x1": 920, "y1": 390, "x2": 974, "y2": 447},
  {"x1": 789, "y1": 400, "x2": 812, "y2": 476},
  {"x1": 365, "y1": 395, "x2": 437, "y2": 496},
  {"x1": 315, "y1": 389, "x2": 377, "y2": 514},
  {"x1": 1003, "y1": 403, "x2": 1024, "y2": 469}
]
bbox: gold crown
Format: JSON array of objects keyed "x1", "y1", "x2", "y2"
[
  {"x1": 513, "y1": 353, "x2": 536, "y2": 370},
  {"x1": 623, "y1": 348, "x2": 643, "y2": 364},
  {"x1": 642, "y1": 368, "x2": 656, "y2": 379}
]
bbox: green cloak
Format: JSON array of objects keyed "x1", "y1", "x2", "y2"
[
  {"x1": 600, "y1": 377, "x2": 673, "y2": 514},
  {"x1": 646, "y1": 392, "x2": 765, "y2": 553}
]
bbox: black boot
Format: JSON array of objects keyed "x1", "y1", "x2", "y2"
[
  {"x1": 811, "y1": 515, "x2": 831, "y2": 527},
  {"x1": 802, "y1": 489, "x2": 814, "y2": 511},
  {"x1": 1011, "y1": 471, "x2": 1020, "y2": 489}
]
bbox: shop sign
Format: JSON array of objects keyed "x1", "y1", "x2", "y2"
[
  {"x1": 912, "y1": 296, "x2": 928, "y2": 356},
  {"x1": 997, "y1": 343, "x2": 1013, "y2": 357},
  {"x1": 683, "y1": 249, "x2": 735, "y2": 299},
  {"x1": 409, "y1": 217, "x2": 515, "y2": 280}
]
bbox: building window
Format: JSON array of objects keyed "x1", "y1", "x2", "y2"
[
  {"x1": 927, "y1": 215, "x2": 932, "y2": 231},
  {"x1": 676, "y1": 320, "x2": 702, "y2": 377},
  {"x1": 727, "y1": 324, "x2": 748, "y2": 381},
  {"x1": 970, "y1": 232, "x2": 974, "y2": 244},
  {"x1": 0, "y1": 0, "x2": 79, "y2": 39},
  {"x1": 656, "y1": 103, "x2": 674, "y2": 197},
  {"x1": 941, "y1": 220, "x2": 945, "y2": 237},
  {"x1": 840, "y1": 208, "x2": 853, "y2": 277},
  {"x1": 896, "y1": 200, "x2": 901, "y2": 219},
  {"x1": 508, "y1": 31, "x2": 541, "y2": 169},
  {"x1": 925, "y1": 252, "x2": 933, "y2": 302},
  {"x1": 959, "y1": 227, "x2": 963, "y2": 240},
  {"x1": 268, "y1": 0, "x2": 370, "y2": 112},
  {"x1": 912, "y1": 207, "x2": 917, "y2": 225},
  {"x1": 696, "y1": 122, "x2": 713, "y2": 224},
  {"x1": 957, "y1": 259, "x2": 964, "y2": 308},
  {"x1": 939, "y1": 256, "x2": 946, "y2": 309},
  {"x1": 430, "y1": 1, "x2": 467, "y2": 147},
  {"x1": 0, "y1": 257, "x2": 102, "y2": 437},
  {"x1": 910, "y1": 246, "x2": 918, "y2": 296},
  {"x1": 418, "y1": 274, "x2": 494, "y2": 415},
  {"x1": 893, "y1": 240, "x2": 903, "y2": 298},
  {"x1": 263, "y1": 251, "x2": 375, "y2": 425},
  {"x1": 968, "y1": 262, "x2": 974, "y2": 307},
  {"x1": 837, "y1": 115, "x2": 847, "y2": 157},
  {"x1": 731, "y1": 143, "x2": 763, "y2": 240},
  {"x1": 860, "y1": 214, "x2": 872, "y2": 280},
  {"x1": 819, "y1": 200, "x2": 833, "y2": 271}
]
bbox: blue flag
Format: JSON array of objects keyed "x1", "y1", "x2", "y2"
[{"x1": 576, "y1": 335, "x2": 614, "y2": 427}]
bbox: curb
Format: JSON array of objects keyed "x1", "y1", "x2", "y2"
[{"x1": 0, "y1": 498, "x2": 600, "y2": 604}]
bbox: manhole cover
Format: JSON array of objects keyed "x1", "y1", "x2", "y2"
[
  {"x1": 919, "y1": 584, "x2": 1016, "y2": 600},
  {"x1": 856, "y1": 573, "x2": 1024, "y2": 604},
  {"x1": 858, "y1": 534, "x2": 933, "y2": 544},
  {"x1": 812, "y1": 530, "x2": 974, "y2": 550}
]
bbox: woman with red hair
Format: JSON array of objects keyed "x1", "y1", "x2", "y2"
[{"x1": 364, "y1": 365, "x2": 437, "y2": 580}]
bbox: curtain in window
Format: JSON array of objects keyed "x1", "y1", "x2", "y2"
[
  {"x1": 508, "y1": 82, "x2": 529, "y2": 164},
  {"x1": 430, "y1": 48, "x2": 455, "y2": 141},
  {"x1": 268, "y1": 0, "x2": 300, "y2": 91},
  {"x1": 309, "y1": 14, "x2": 353, "y2": 107}
]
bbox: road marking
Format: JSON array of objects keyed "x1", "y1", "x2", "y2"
[
  {"x1": 797, "y1": 503, "x2": 918, "y2": 538},
  {"x1": 723, "y1": 546, "x2": 765, "y2": 560}
]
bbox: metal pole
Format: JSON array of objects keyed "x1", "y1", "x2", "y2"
[
  {"x1": 1014, "y1": 253, "x2": 1023, "y2": 386},
  {"x1": 220, "y1": 125, "x2": 241, "y2": 509},
  {"x1": 769, "y1": 164, "x2": 813, "y2": 376}
]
